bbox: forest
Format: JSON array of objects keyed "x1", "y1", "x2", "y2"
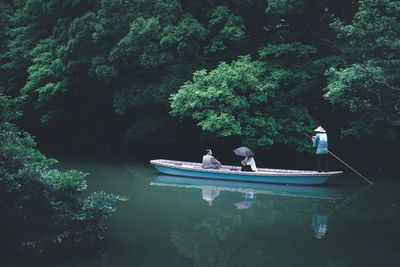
[{"x1": 1, "y1": 0, "x2": 400, "y2": 258}]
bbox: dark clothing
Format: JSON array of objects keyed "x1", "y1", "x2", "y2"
[
  {"x1": 241, "y1": 165, "x2": 254, "y2": 172},
  {"x1": 316, "y1": 154, "x2": 328, "y2": 172},
  {"x1": 312, "y1": 130, "x2": 329, "y2": 172}
]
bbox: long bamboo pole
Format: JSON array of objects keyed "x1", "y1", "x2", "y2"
[
  {"x1": 325, "y1": 183, "x2": 373, "y2": 217},
  {"x1": 305, "y1": 133, "x2": 374, "y2": 185}
]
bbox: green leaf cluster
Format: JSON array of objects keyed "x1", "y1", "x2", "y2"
[
  {"x1": 0, "y1": 88, "x2": 126, "y2": 253},
  {"x1": 325, "y1": 0, "x2": 400, "y2": 139},
  {"x1": 1, "y1": 0, "x2": 399, "y2": 149},
  {"x1": 171, "y1": 52, "x2": 317, "y2": 150}
]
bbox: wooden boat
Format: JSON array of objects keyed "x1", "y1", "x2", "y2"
[
  {"x1": 151, "y1": 175, "x2": 342, "y2": 200},
  {"x1": 150, "y1": 159, "x2": 343, "y2": 185}
]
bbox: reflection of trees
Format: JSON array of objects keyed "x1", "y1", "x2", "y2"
[
  {"x1": 170, "y1": 198, "x2": 332, "y2": 267},
  {"x1": 152, "y1": 177, "x2": 400, "y2": 267},
  {"x1": 171, "y1": 214, "x2": 242, "y2": 266},
  {"x1": 169, "y1": 183, "x2": 400, "y2": 267}
]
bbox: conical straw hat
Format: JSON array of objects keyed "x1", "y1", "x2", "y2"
[{"x1": 314, "y1": 126, "x2": 326, "y2": 132}]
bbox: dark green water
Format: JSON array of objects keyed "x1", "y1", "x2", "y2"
[{"x1": 30, "y1": 160, "x2": 400, "y2": 266}]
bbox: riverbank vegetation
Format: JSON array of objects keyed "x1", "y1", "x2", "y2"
[
  {"x1": 0, "y1": 0, "x2": 399, "y2": 253},
  {"x1": 0, "y1": 94, "x2": 126, "y2": 255},
  {"x1": 1, "y1": 0, "x2": 399, "y2": 154}
]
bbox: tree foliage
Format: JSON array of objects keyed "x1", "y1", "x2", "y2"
[
  {"x1": 0, "y1": 0, "x2": 399, "y2": 150},
  {"x1": 325, "y1": 0, "x2": 400, "y2": 139},
  {"x1": 171, "y1": 47, "x2": 317, "y2": 150},
  {"x1": 0, "y1": 89, "x2": 126, "y2": 253}
]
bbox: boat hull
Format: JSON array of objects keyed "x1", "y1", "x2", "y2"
[{"x1": 151, "y1": 160, "x2": 342, "y2": 185}]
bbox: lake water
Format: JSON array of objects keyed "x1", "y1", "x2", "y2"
[{"x1": 19, "y1": 159, "x2": 400, "y2": 266}]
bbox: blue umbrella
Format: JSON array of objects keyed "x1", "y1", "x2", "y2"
[{"x1": 233, "y1": 146, "x2": 255, "y2": 157}]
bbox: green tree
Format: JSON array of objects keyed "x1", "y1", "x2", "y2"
[
  {"x1": 170, "y1": 48, "x2": 317, "y2": 150},
  {"x1": 0, "y1": 89, "x2": 126, "y2": 253},
  {"x1": 0, "y1": 0, "x2": 367, "y2": 151},
  {"x1": 325, "y1": 0, "x2": 400, "y2": 139}
]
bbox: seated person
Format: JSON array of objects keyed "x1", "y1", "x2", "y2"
[
  {"x1": 241, "y1": 156, "x2": 257, "y2": 172},
  {"x1": 202, "y1": 149, "x2": 222, "y2": 169},
  {"x1": 241, "y1": 159, "x2": 253, "y2": 171}
]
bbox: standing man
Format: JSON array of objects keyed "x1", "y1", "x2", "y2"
[
  {"x1": 312, "y1": 126, "x2": 328, "y2": 172},
  {"x1": 202, "y1": 149, "x2": 222, "y2": 169}
]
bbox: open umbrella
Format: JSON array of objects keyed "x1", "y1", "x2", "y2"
[{"x1": 233, "y1": 146, "x2": 255, "y2": 157}]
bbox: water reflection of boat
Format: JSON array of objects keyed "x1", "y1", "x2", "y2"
[
  {"x1": 152, "y1": 175, "x2": 347, "y2": 240},
  {"x1": 150, "y1": 159, "x2": 342, "y2": 185},
  {"x1": 151, "y1": 175, "x2": 342, "y2": 200},
  {"x1": 235, "y1": 192, "x2": 255, "y2": 209},
  {"x1": 202, "y1": 188, "x2": 220, "y2": 206}
]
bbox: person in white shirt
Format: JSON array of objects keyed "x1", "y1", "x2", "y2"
[
  {"x1": 241, "y1": 156, "x2": 257, "y2": 172},
  {"x1": 202, "y1": 149, "x2": 222, "y2": 169}
]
